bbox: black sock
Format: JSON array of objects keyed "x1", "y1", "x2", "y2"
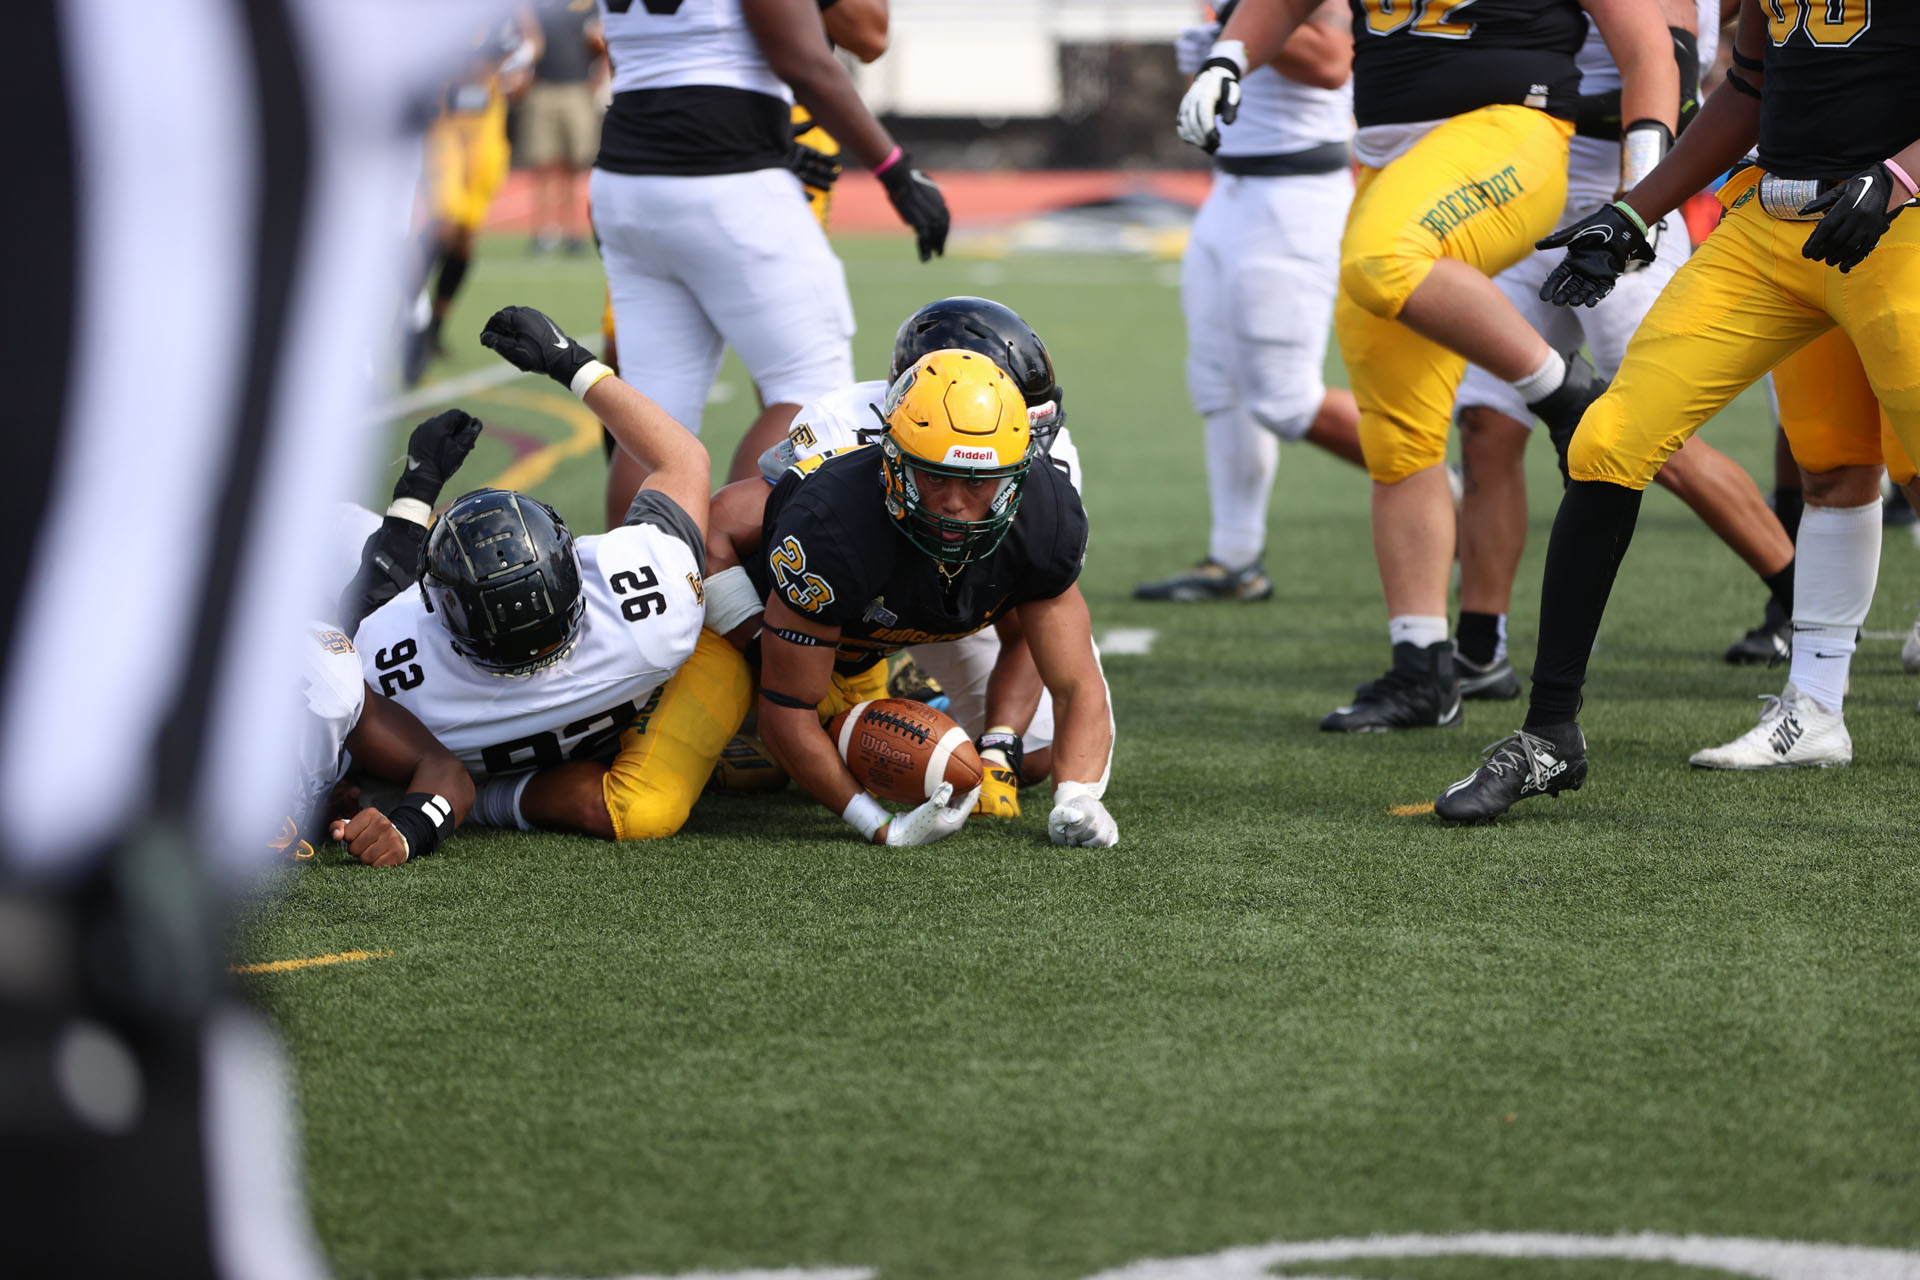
[
  {"x1": 1457, "y1": 611, "x2": 1500, "y2": 666},
  {"x1": 433, "y1": 247, "x2": 470, "y2": 308},
  {"x1": 1763, "y1": 558, "x2": 1794, "y2": 618},
  {"x1": 1773, "y1": 486, "x2": 1804, "y2": 544},
  {"x1": 1525, "y1": 480, "x2": 1644, "y2": 730}
]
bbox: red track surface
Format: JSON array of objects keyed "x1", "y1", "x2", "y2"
[{"x1": 486, "y1": 168, "x2": 1216, "y2": 236}]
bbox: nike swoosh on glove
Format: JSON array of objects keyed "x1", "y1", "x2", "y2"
[
  {"x1": 1801, "y1": 164, "x2": 1907, "y2": 274},
  {"x1": 1048, "y1": 782, "x2": 1117, "y2": 848},
  {"x1": 885, "y1": 781, "x2": 978, "y2": 846},
  {"x1": 878, "y1": 153, "x2": 949, "y2": 262},
  {"x1": 481, "y1": 305, "x2": 600, "y2": 387},
  {"x1": 395, "y1": 408, "x2": 481, "y2": 505},
  {"x1": 1536, "y1": 202, "x2": 1656, "y2": 308},
  {"x1": 1176, "y1": 59, "x2": 1241, "y2": 153}
]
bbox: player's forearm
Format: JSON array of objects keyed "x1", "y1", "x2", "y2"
[
  {"x1": 583, "y1": 375, "x2": 711, "y2": 526},
  {"x1": 1622, "y1": 73, "x2": 1760, "y2": 223},
  {"x1": 1047, "y1": 675, "x2": 1113, "y2": 789},
  {"x1": 782, "y1": 61, "x2": 893, "y2": 167},
  {"x1": 760, "y1": 701, "x2": 867, "y2": 819},
  {"x1": 409, "y1": 755, "x2": 475, "y2": 827},
  {"x1": 1606, "y1": 16, "x2": 1680, "y2": 133},
  {"x1": 1218, "y1": 0, "x2": 1314, "y2": 71},
  {"x1": 982, "y1": 642, "x2": 1044, "y2": 739}
]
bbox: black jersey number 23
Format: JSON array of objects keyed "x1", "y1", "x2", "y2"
[{"x1": 1361, "y1": 0, "x2": 1480, "y2": 39}]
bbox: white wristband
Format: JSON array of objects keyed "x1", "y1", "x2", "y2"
[
  {"x1": 1052, "y1": 780, "x2": 1099, "y2": 808},
  {"x1": 385, "y1": 496, "x2": 432, "y2": 527},
  {"x1": 569, "y1": 359, "x2": 614, "y2": 399},
  {"x1": 842, "y1": 792, "x2": 887, "y2": 843},
  {"x1": 703, "y1": 565, "x2": 766, "y2": 637},
  {"x1": 1207, "y1": 38, "x2": 1249, "y2": 77},
  {"x1": 473, "y1": 772, "x2": 535, "y2": 831}
]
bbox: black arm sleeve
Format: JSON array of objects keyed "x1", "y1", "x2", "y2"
[
  {"x1": 338, "y1": 517, "x2": 427, "y2": 633},
  {"x1": 623, "y1": 488, "x2": 706, "y2": 577}
]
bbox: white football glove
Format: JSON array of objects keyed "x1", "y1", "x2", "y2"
[
  {"x1": 1175, "y1": 40, "x2": 1247, "y2": 154},
  {"x1": 1048, "y1": 781, "x2": 1118, "y2": 848},
  {"x1": 884, "y1": 781, "x2": 979, "y2": 847}
]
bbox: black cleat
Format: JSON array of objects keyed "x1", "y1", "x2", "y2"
[
  {"x1": 1320, "y1": 641, "x2": 1463, "y2": 732},
  {"x1": 1528, "y1": 351, "x2": 1606, "y2": 487},
  {"x1": 1724, "y1": 597, "x2": 1791, "y2": 666},
  {"x1": 1434, "y1": 723, "x2": 1587, "y2": 824},
  {"x1": 1454, "y1": 647, "x2": 1521, "y2": 700},
  {"x1": 1133, "y1": 558, "x2": 1274, "y2": 602}
]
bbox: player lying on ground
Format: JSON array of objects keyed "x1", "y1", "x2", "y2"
[
  {"x1": 353, "y1": 305, "x2": 735, "y2": 842},
  {"x1": 1435, "y1": 0, "x2": 1920, "y2": 821},
  {"x1": 744, "y1": 350, "x2": 1116, "y2": 847},
  {"x1": 705, "y1": 297, "x2": 1080, "y2": 820},
  {"x1": 289, "y1": 621, "x2": 474, "y2": 867}
]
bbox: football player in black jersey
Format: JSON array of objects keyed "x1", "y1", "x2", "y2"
[
  {"x1": 1437, "y1": 0, "x2": 1920, "y2": 821},
  {"x1": 750, "y1": 351, "x2": 1117, "y2": 848},
  {"x1": 1179, "y1": 0, "x2": 1676, "y2": 735}
]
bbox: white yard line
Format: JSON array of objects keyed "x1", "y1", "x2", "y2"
[{"x1": 1098, "y1": 628, "x2": 1158, "y2": 656}]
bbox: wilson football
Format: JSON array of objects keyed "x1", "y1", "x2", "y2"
[{"x1": 826, "y1": 698, "x2": 982, "y2": 804}]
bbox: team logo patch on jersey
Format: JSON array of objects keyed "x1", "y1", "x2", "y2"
[
  {"x1": 862, "y1": 597, "x2": 899, "y2": 627},
  {"x1": 314, "y1": 627, "x2": 354, "y2": 655},
  {"x1": 687, "y1": 572, "x2": 704, "y2": 605},
  {"x1": 790, "y1": 421, "x2": 818, "y2": 450}
]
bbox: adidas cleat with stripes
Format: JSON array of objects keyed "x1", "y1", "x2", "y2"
[{"x1": 1434, "y1": 724, "x2": 1587, "y2": 824}]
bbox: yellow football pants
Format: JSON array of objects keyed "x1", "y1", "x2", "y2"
[
  {"x1": 1771, "y1": 325, "x2": 1917, "y2": 485},
  {"x1": 1571, "y1": 166, "x2": 1920, "y2": 489},
  {"x1": 1336, "y1": 104, "x2": 1574, "y2": 483},
  {"x1": 603, "y1": 628, "x2": 754, "y2": 840},
  {"x1": 428, "y1": 109, "x2": 511, "y2": 233}
]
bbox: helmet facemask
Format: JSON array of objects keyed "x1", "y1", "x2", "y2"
[{"x1": 881, "y1": 436, "x2": 1030, "y2": 567}]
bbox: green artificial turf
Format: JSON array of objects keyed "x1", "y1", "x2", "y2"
[{"x1": 247, "y1": 235, "x2": 1920, "y2": 1280}]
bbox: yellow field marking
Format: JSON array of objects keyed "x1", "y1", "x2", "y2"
[
  {"x1": 1388, "y1": 801, "x2": 1435, "y2": 816},
  {"x1": 468, "y1": 384, "x2": 604, "y2": 492},
  {"x1": 230, "y1": 948, "x2": 394, "y2": 976}
]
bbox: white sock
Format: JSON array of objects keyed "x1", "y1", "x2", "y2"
[
  {"x1": 1204, "y1": 404, "x2": 1279, "y2": 570},
  {"x1": 1494, "y1": 614, "x2": 1509, "y2": 663},
  {"x1": 1389, "y1": 614, "x2": 1449, "y2": 649},
  {"x1": 1789, "y1": 500, "x2": 1881, "y2": 712},
  {"x1": 1507, "y1": 349, "x2": 1567, "y2": 405}
]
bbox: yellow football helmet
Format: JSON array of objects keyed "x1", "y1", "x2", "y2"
[{"x1": 879, "y1": 349, "x2": 1033, "y2": 565}]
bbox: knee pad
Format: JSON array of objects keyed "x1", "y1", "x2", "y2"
[
  {"x1": 1357, "y1": 412, "x2": 1447, "y2": 485},
  {"x1": 1566, "y1": 393, "x2": 1664, "y2": 489},
  {"x1": 1246, "y1": 389, "x2": 1321, "y2": 442},
  {"x1": 1340, "y1": 246, "x2": 1427, "y2": 321},
  {"x1": 606, "y1": 786, "x2": 692, "y2": 842}
]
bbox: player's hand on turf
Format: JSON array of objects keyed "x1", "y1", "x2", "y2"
[
  {"x1": 331, "y1": 807, "x2": 409, "y2": 867},
  {"x1": 882, "y1": 781, "x2": 976, "y2": 846},
  {"x1": 1048, "y1": 782, "x2": 1117, "y2": 848},
  {"x1": 395, "y1": 408, "x2": 481, "y2": 504},
  {"x1": 878, "y1": 153, "x2": 949, "y2": 262},
  {"x1": 787, "y1": 138, "x2": 842, "y2": 192},
  {"x1": 481, "y1": 305, "x2": 601, "y2": 388},
  {"x1": 1176, "y1": 50, "x2": 1244, "y2": 153},
  {"x1": 1536, "y1": 202, "x2": 1655, "y2": 308},
  {"x1": 1801, "y1": 164, "x2": 1910, "y2": 273}
]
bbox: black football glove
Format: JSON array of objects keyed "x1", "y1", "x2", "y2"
[
  {"x1": 1801, "y1": 164, "x2": 1909, "y2": 273},
  {"x1": 787, "y1": 137, "x2": 842, "y2": 193},
  {"x1": 480, "y1": 305, "x2": 601, "y2": 388},
  {"x1": 339, "y1": 519, "x2": 427, "y2": 632},
  {"x1": 878, "y1": 152, "x2": 949, "y2": 262},
  {"x1": 1536, "y1": 202, "x2": 1657, "y2": 308},
  {"x1": 393, "y1": 408, "x2": 481, "y2": 505}
]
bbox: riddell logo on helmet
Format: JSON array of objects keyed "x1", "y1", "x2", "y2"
[{"x1": 943, "y1": 446, "x2": 999, "y2": 465}]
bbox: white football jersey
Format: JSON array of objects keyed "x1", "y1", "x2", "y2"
[
  {"x1": 600, "y1": 0, "x2": 789, "y2": 100},
  {"x1": 353, "y1": 520, "x2": 704, "y2": 778},
  {"x1": 772, "y1": 380, "x2": 1085, "y2": 495},
  {"x1": 295, "y1": 621, "x2": 366, "y2": 834}
]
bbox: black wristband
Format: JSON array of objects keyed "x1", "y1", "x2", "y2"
[
  {"x1": 381, "y1": 792, "x2": 454, "y2": 860},
  {"x1": 760, "y1": 687, "x2": 816, "y2": 711},
  {"x1": 976, "y1": 730, "x2": 1023, "y2": 784}
]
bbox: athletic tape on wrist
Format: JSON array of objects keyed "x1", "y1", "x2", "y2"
[
  {"x1": 385, "y1": 496, "x2": 433, "y2": 527},
  {"x1": 382, "y1": 792, "x2": 455, "y2": 859},
  {"x1": 1621, "y1": 120, "x2": 1671, "y2": 192},
  {"x1": 1207, "y1": 38, "x2": 1249, "y2": 77},
  {"x1": 702, "y1": 565, "x2": 765, "y2": 636},
  {"x1": 473, "y1": 773, "x2": 534, "y2": 831},
  {"x1": 842, "y1": 792, "x2": 887, "y2": 842},
  {"x1": 569, "y1": 359, "x2": 614, "y2": 399}
]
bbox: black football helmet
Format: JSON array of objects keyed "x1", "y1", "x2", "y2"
[
  {"x1": 422, "y1": 489, "x2": 584, "y2": 676},
  {"x1": 889, "y1": 296, "x2": 1066, "y2": 450}
]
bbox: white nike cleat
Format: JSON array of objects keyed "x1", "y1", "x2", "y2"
[
  {"x1": 1688, "y1": 683, "x2": 1852, "y2": 770},
  {"x1": 1902, "y1": 611, "x2": 1920, "y2": 673}
]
